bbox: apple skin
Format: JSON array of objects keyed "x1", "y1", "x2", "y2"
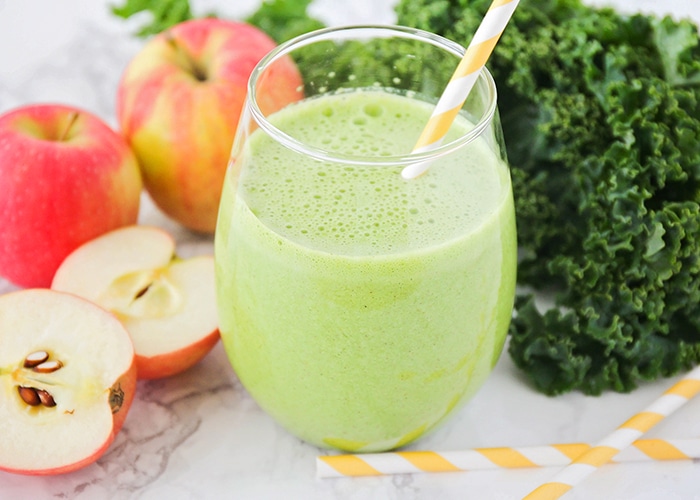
[
  {"x1": 0, "y1": 289, "x2": 137, "y2": 476},
  {"x1": 117, "y1": 18, "x2": 303, "y2": 233},
  {"x1": 136, "y1": 328, "x2": 219, "y2": 380},
  {"x1": 0, "y1": 104, "x2": 142, "y2": 288}
]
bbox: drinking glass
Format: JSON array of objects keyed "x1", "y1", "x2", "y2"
[{"x1": 215, "y1": 25, "x2": 517, "y2": 453}]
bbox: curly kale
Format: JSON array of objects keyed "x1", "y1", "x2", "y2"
[
  {"x1": 397, "y1": 0, "x2": 700, "y2": 394},
  {"x1": 245, "y1": 0, "x2": 325, "y2": 43},
  {"x1": 110, "y1": 0, "x2": 323, "y2": 43},
  {"x1": 111, "y1": 0, "x2": 195, "y2": 37}
]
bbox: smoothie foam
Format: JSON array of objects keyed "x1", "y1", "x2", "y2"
[{"x1": 215, "y1": 89, "x2": 516, "y2": 452}]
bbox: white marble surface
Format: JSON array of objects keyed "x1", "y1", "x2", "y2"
[{"x1": 1, "y1": 1, "x2": 700, "y2": 498}]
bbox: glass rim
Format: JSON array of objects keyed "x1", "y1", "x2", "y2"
[{"x1": 247, "y1": 24, "x2": 499, "y2": 167}]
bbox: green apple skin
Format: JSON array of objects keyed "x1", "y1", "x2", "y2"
[
  {"x1": 0, "y1": 104, "x2": 142, "y2": 288},
  {"x1": 116, "y1": 18, "x2": 303, "y2": 233}
]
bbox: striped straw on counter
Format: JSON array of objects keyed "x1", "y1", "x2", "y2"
[
  {"x1": 316, "y1": 436, "x2": 700, "y2": 478},
  {"x1": 401, "y1": 0, "x2": 520, "y2": 179},
  {"x1": 523, "y1": 365, "x2": 700, "y2": 499}
]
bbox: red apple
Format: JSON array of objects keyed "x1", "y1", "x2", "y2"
[
  {"x1": 116, "y1": 18, "x2": 303, "y2": 233},
  {"x1": 0, "y1": 104, "x2": 142, "y2": 288},
  {"x1": 0, "y1": 288, "x2": 136, "y2": 475},
  {"x1": 51, "y1": 225, "x2": 219, "y2": 379}
]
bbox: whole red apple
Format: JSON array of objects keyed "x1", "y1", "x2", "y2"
[
  {"x1": 0, "y1": 104, "x2": 142, "y2": 288},
  {"x1": 117, "y1": 18, "x2": 303, "y2": 233},
  {"x1": 0, "y1": 288, "x2": 137, "y2": 475}
]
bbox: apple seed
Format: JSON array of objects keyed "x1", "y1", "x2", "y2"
[
  {"x1": 134, "y1": 284, "x2": 151, "y2": 299},
  {"x1": 23, "y1": 350, "x2": 49, "y2": 368},
  {"x1": 18, "y1": 386, "x2": 41, "y2": 406},
  {"x1": 36, "y1": 389, "x2": 57, "y2": 407},
  {"x1": 33, "y1": 359, "x2": 63, "y2": 373},
  {"x1": 17, "y1": 385, "x2": 58, "y2": 408}
]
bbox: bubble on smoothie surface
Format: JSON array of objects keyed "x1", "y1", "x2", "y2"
[{"x1": 241, "y1": 90, "x2": 504, "y2": 255}]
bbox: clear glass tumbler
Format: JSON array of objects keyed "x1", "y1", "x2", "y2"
[{"x1": 215, "y1": 25, "x2": 517, "y2": 453}]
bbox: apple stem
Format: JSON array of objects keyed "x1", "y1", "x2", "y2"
[
  {"x1": 58, "y1": 112, "x2": 80, "y2": 142},
  {"x1": 166, "y1": 33, "x2": 208, "y2": 82}
]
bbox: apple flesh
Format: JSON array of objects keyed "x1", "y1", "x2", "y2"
[
  {"x1": 51, "y1": 225, "x2": 220, "y2": 379},
  {"x1": 0, "y1": 104, "x2": 142, "y2": 288},
  {"x1": 117, "y1": 18, "x2": 303, "y2": 233},
  {"x1": 0, "y1": 289, "x2": 136, "y2": 475}
]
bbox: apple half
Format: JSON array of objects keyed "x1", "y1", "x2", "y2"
[
  {"x1": 51, "y1": 225, "x2": 219, "y2": 379},
  {"x1": 0, "y1": 289, "x2": 136, "y2": 475}
]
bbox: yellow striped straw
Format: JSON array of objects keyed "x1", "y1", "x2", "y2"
[
  {"x1": 524, "y1": 365, "x2": 700, "y2": 500},
  {"x1": 401, "y1": 0, "x2": 520, "y2": 179},
  {"x1": 316, "y1": 436, "x2": 700, "y2": 478}
]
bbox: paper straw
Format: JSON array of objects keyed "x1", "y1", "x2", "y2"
[
  {"x1": 401, "y1": 0, "x2": 520, "y2": 180},
  {"x1": 523, "y1": 365, "x2": 700, "y2": 500},
  {"x1": 316, "y1": 436, "x2": 700, "y2": 478}
]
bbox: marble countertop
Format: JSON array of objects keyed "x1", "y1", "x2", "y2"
[{"x1": 2, "y1": 1, "x2": 700, "y2": 498}]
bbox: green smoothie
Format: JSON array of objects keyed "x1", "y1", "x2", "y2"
[{"x1": 215, "y1": 89, "x2": 516, "y2": 452}]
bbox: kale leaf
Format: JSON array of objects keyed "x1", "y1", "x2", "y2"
[
  {"x1": 245, "y1": 0, "x2": 325, "y2": 43},
  {"x1": 110, "y1": 0, "x2": 323, "y2": 42},
  {"x1": 111, "y1": 0, "x2": 195, "y2": 37},
  {"x1": 396, "y1": 0, "x2": 700, "y2": 394}
]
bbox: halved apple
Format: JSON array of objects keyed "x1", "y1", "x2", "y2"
[
  {"x1": 0, "y1": 288, "x2": 136, "y2": 475},
  {"x1": 51, "y1": 225, "x2": 219, "y2": 379}
]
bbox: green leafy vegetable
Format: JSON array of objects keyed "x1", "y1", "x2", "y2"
[
  {"x1": 111, "y1": 0, "x2": 195, "y2": 37},
  {"x1": 245, "y1": 0, "x2": 325, "y2": 43},
  {"x1": 396, "y1": 0, "x2": 700, "y2": 395},
  {"x1": 109, "y1": 0, "x2": 323, "y2": 42}
]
